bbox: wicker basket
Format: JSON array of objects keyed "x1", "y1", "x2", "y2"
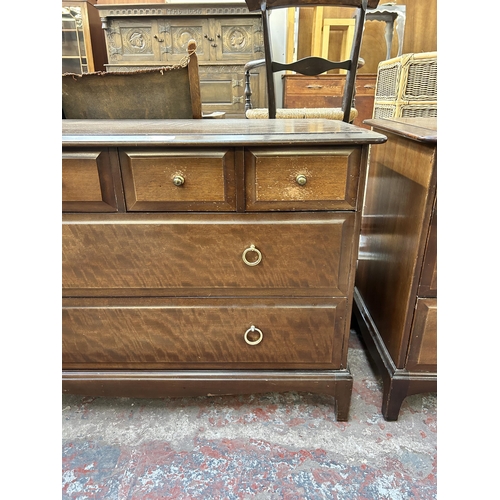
[{"x1": 373, "y1": 52, "x2": 437, "y2": 119}]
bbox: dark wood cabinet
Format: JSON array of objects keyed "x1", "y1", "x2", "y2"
[
  {"x1": 353, "y1": 117, "x2": 437, "y2": 420},
  {"x1": 282, "y1": 74, "x2": 377, "y2": 129},
  {"x1": 95, "y1": 2, "x2": 266, "y2": 117},
  {"x1": 62, "y1": 0, "x2": 108, "y2": 74},
  {"x1": 62, "y1": 118, "x2": 386, "y2": 421}
]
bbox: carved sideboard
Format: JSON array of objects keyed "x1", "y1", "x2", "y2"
[{"x1": 95, "y1": 2, "x2": 266, "y2": 117}]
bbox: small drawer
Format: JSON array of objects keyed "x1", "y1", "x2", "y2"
[
  {"x1": 62, "y1": 148, "x2": 124, "y2": 212},
  {"x1": 62, "y1": 212, "x2": 356, "y2": 297},
  {"x1": 418, "y1": 206, "x2": 437, "y2": 297},
  {"x1": 245, "y1": 147, "x2": 362, "y2": 211},
  {"x1": 286, "y1": 77, "x2": 344, "y2": 96},
  {"x1": 120, "y1": 148, "x2": 237, "y2": 211},
  {"x1": 62, "y1": 297, "x2": 348, "y2": 369},
  {"x1": 406, "y1": 298, "x2": 437, "y2": 372}
]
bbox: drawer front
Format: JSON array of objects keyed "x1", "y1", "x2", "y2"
[
  {"x1": 119, "y1": 148, "x2": 236, "y2": 211},
  {"x1": 283, "y1": 75, "x2": 376, "y2": 104},
  {"x1": 245, "y1": 147, "x2": 362, "y2": 211},
  {"x1": 62, "y1": 148, "x2": 124, "y2": 212},
  {"x1": 406, "y1": 298, "x2": 437, "y2": 372},
  {"x1": 418, "y1": 205, "x2": 437, "y2": 297},
  {"x1": 62, "y1": 213, "x2": 356, "y2": 297},
  {"x1": 62, "y1": 297, "x2": 347, "y2": 369}
]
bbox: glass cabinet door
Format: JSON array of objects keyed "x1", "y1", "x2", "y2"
[{"x1": 62, "y1": 6, "x2": 88, "y2": 74}]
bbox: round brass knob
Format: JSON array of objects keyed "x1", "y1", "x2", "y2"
[
  {"x1": 172, "y1": 175, "x2": 184, "y2": 186},
  {"x1": 244, "y1": 325, "x2": 263, "y2": 345},
  {"x1": 296, "y1": 174, "x2": 307, "y2": 186},
  {"x1": 242, "y1": 244, "x2": 262, "y2": 266}
]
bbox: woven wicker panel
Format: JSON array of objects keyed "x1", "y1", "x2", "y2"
[
  {"x1": 403, "y1": 57, "x2": 437, "y2": 101},
  {"x1": 375, "y1": 62, "x2": 400, "y2": 100},
  {"x1": 373, "y1": 104, "x2": 396, "y2": 119},
  {"x1": 400, "y1": 105, "x2": 438, "y2": 118},
  {"x1": 373, "y1": 52, "x2": 437, "y2": 118}
]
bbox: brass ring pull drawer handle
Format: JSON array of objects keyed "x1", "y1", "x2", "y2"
[
  {"x1": 244, "y1": 325, "x2": 263, "y2": 345},
  {"x1": 172, "y1": 175, "x2": 185, "y2": 186},
  {"x1": 242, "y1": 244, "x2": 262, "y2": 266}
]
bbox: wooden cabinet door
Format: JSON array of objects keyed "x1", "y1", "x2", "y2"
[
  {"x1": 164, "y1": 18, "x2": 211, "y2": 62},
  {"x1": 212, "y1": 18, "x2": 263, "y2": 62},
  {"x1": 106, "y1": 18, "x2": 165, "y2": 64}
]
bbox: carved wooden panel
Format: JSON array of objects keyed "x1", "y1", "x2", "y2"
[
  {"x1": 165, "y1": 19, "x2": 211, "y2": 62},
  {"x1": 214, "y1": 18, "x2": 263, "y2": 62},
  {"x1": 106, "y1": 18, "x2": 163, "y2": 63}
]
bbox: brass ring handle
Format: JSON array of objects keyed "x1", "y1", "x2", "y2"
[
  {"x1": 296, "y1": 174, "x2": 307, "y2": 186},
  {"x1": 242, "y1": 245, "x2": 262, "y2": 266},
  {"x1": 172, "y1": 175, "x2": 184, "y2": 186},
  {"x1": 244, "y1": 325, "x2": 263, "y2": 346}
]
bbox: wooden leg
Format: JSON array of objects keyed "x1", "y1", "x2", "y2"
[
  {"x1": 382, "y1": 376, "x2": 409, "y2": 421},
  {"x1": 333, "y1": 376, "x2": 354, "y2": 421}
]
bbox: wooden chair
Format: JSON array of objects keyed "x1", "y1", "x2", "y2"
[
  {"x1": 243, "y1": 0, "x2": 378, "y2": 121},
  {"x1": 62, "y1": 40, "x2": 224, "y2": 119}
]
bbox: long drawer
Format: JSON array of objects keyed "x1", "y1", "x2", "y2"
[
  {"x1": 62, "y1": 212, "x2": 357, "y2": 297},
  {"x1": 62, "y1": 297, "x2": 348, "y2": 369}
]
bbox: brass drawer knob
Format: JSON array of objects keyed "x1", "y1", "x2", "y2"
[
  {"x1": 244, "y1": 325, "x2": 263, "y2": 345},
  {"x1": 172, "y1": 175, "x2": 185, "y2": 186},
  {"x1": 296, "y1": 174, "x2": 307, "y2": 186},
  {"x1": 242, "y1": 244, "x2": 262, "y2": 266}
]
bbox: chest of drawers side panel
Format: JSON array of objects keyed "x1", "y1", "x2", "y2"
[{"x1": 355, "y1": 132, "x2": 436, "y2": 368}]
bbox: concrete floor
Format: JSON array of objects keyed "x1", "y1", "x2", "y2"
[{"x1": 62, "y1": 328, "x2": 437, "y2": 499}]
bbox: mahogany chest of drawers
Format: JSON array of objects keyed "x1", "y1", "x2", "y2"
[
  {"x1": 353, "y1": 117, "x2": 437, "y2": 420},
  {"x1": 62, "y1": 118, "x2": 386, "y2": 421}
]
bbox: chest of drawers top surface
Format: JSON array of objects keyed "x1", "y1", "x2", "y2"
[
  {"x1": 62, "y1": 118, "x2": 387, "y2": 146},
  {"x1": 364, "y1": 118, "x2": 437, "y2": 143}
]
